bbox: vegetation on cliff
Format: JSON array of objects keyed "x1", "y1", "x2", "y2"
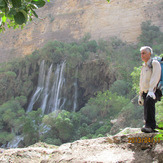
[{"x1": 0, "y1": 21, "x2": 163, "y2": 147}]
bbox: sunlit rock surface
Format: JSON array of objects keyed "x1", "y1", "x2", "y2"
[
  {"x1": 0, "y1": 0, "x2": 163, "y2": 62},
  {"x1": 0, "y1": 128, "x2": 162, "y2": 163}
]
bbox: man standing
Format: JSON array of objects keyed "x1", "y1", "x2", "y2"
[{"x1": 138, "y1": 46, "x2": 161, "y2": 133}]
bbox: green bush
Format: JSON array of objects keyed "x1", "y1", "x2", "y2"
[
  {"x1": 95, "y1": 121, "x2": 111, "y2": 136},
  {"x1": 138, "y1": 21, "x2": 163, "y2": 55},
  {"x1": 0, "y1": 132, "x2": 14, "y2": 145},
  {"x1": 86, "y1": 90, "x2": 130, "y2": 119},
  {"x1": 109, "y1": 80, "x2": 130, "y2": 97},
  {"x1": 156, "y1": 98, "x2": 163, "y2": 123},
  {"x1": 21, "y1": 108, "x2": 43, "y2": 146},
  {"x1": 43, "y1": 138, "x2": 62, "y2": 146},
  {"x1": 0, "y1": 97, "x2": 26, "y2": 145}
]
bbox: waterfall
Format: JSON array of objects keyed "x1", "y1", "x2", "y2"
[
  {"x1": 48, "y1": 61, "x2": 65, "y2": 113},
  {"x1": 73, "y1": 67, "x2": 78, "y2": 112},
  {"x1": 27, "y1": 61, "x2": 66, "y2": 114},
  {"x1": 27, "y1": 60, "x2": 45, "y2": 112},
  {"x1": 7, "y1": 135, "x2": 24, "y2": 148},
  {"x1": 40, "y1": 64, "x2": 53, "y2": 114}
]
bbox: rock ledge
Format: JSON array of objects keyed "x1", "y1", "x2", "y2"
[{"x1": 0, "y1": 130, "x2": 162, "y2": 163}]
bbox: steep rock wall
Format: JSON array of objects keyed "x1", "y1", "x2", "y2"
[{"x1": 0, "y1": 0, "x2": 163, "y2": 62}]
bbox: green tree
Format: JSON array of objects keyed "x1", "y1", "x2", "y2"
[
  {"x1": 95, "y1": 121, "x2": 111, "y2": 136},
  {"x1": 0, "y1": 0, "x2": 50, "y2": 32},
  {"x1": 54, "y1": 110, "x2": 74, "y2": 142},
  {"x1": 131, "y1": 66, "x2": 142, "y2": 94},
  {"x1": 78, "y1": 123, "x2": 91, "y2": 137},
  {"x1": 21, "y1": 108, "x2": 43, "y2": 146},
  {"x1": 138, "y1": 21, "x2": 163, "y2": 55},
  {"x1": 109, "y1": 80, "x2": 130, "y2": 97},
  {"x1": 42, "y1": 110, "x2": 74, "y2": 143},
  {"x1": 81, "y1": 90, "x2": 130, "y2": 120},
  {"x1": 138, "y1": 21, "x2": 162, "y2": 47},
  {"x1": 0, "y1": 96, "x2": 26, "y2": 146},
  {"x1": 156, "y1": 99, "x2": 163, "y2": 123},
  {"x1": 41, "y1": 112, "x2": 61, "y2": 145}
]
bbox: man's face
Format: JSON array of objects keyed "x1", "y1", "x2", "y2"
[{"x1": 140, "y1": 49, "x2": 151, "y2": 63}]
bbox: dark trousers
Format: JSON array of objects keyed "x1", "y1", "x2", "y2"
[{"x1": 142, "y1": 92, "x2": 156, "y2": 129}]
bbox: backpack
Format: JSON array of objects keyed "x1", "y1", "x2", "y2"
[{"x1": 151, "y1": 56, "x2": 163, "y2": 101}]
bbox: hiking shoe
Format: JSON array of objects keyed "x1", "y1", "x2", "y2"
[{"x1": 141, "y1": 127, "x2": 155, "y2": 133}]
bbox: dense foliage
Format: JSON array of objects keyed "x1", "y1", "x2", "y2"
[
  {"x1": 0, "y1": 21, "x2": 163, "y2": 147},
  {"x1": 0, "y1": 0, "x2": 50, "y2": 32}
]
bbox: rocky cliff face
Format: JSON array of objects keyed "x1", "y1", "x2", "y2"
[
  {"x1": 0, "y1": 128, "x2": 162, "y2": 163},
  {"x1": 1, "y1": 0, "x2": 163, "y2": 63}
]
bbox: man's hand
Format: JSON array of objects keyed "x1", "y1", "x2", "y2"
[
  {"x1": 138, "y1": 95, "x2": 144, "y2": 106},
  {"x1": 147, "y1": 91, "x2": 156, "y2": 99}
]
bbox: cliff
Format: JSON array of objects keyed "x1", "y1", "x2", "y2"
[
  {"x1": 0, "y1": 128, "x2": 162, "y2": 163},
  {"x1": 0, "y1": 0, "x2": 163, "y2": 62}
]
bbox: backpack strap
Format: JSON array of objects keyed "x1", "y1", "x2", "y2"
[
  {"x1": 148, "y1": 58, "x2": 153, "y2": 68},
  {"x1": 161, "y1": 57, "x2": 163, "y2": 61}
]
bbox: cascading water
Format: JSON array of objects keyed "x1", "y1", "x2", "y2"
[
  {"x1": 73, "y1": 67, "x2": 78, "y2": 112},
  {"x1": 27, "y1": 60, "x2": 45, "y2": 112},
  {"x1": 27, "y1": 61, "x2": 66, "y2": 114},
  {"x1": 7, "y1": 136, "x2": 24, "y2": 148},
  {"x1": 40, "y1": 64, "x2": 53, "y2": 114},
  {"x1": 48, "y1": 61, "x2": 66, "y2": 113}
]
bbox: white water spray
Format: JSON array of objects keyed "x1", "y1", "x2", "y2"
[
  {"x1": 73, "y1": 67, "x2": 78, "y2": 112},
  {"x1": 49, "y1": 61, "x2": 65, "y2": 112},
  {"x1": 27, "y1": 60, "x2": 45, "y2": 112},
  {"x1": 40, "y1": 64, "x2": 53, "y2": 114}
]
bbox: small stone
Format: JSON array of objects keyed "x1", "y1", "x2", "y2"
[
  {"x1": 106, "y1": 137, "x2": 114, "y2": 144},
  {"x1": 40, "y1": 160, "x2": 49, "y2": 163}
]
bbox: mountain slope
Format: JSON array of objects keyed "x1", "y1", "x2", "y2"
[{"x1": 0, "y1": 0, "x2": 163, "y2": 62}]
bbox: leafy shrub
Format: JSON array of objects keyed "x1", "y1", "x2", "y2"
[
  {"x1": 109, "y1": 80, "x2": 130, "y2": 97},
  {"x1": 21, "y1": 108, "x2": 43, "y2": 146},
  {"x1": 43, "y1": 138, "x2": 62, "y2": 146},
  {"x1": 95, "y1": 121, "x2": 111, "y2": 136},
  {"x1": 138, "y1": 21, "x2": 163, "y2": 55},
  {"x1": 0, "y1": 97, "x2": 26, "y2": 146}
]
